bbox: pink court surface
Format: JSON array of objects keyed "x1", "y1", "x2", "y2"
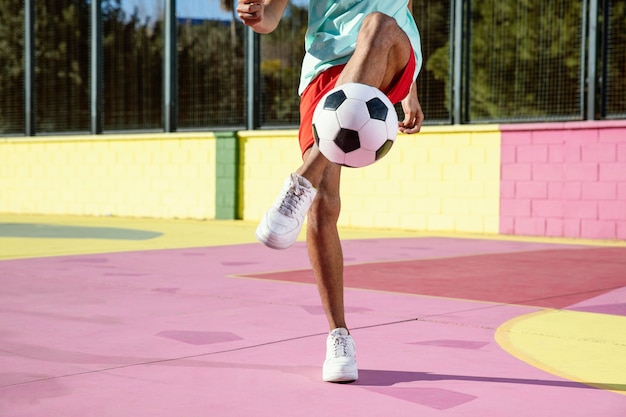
[{"x1": 1, "y1": 214, "x2": 625, "y2": 417}]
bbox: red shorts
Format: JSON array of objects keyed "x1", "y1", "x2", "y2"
[{"x1": 298, "y1": 50, "x2": 417, "y2": 155}]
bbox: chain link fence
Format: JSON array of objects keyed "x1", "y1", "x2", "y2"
[{"x1": 0, "y1": 0, "x2": 623, "y2": 135}]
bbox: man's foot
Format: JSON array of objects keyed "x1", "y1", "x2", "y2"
[
  {"x1": 323, "y1": 328, "x2": 358, "y2": 383},
  {"x1": 256, "y1": 173, "x2": 317, "y2": 250}
]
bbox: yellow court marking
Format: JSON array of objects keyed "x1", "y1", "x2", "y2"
[
  {"x1": 1, "y1": 214, "x2": 625, "y2": 261},
  {"x1": 0, "y1": 214, "x2": 422, "y2": 260},
  {"x1": 0, "y1": 215, "x2": 258, "y2": 260},
  {"x1": 496, "y1": 309, "x2": 626, "y2": 395}
]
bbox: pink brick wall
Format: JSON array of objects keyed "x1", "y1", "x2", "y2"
[{"x1": 500, "y1": 121, "x2": 626, "y2": 240}]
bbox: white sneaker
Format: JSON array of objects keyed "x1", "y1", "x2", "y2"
[
  {"x1": 323, "y1": 328, "x2": 358, "y2": 383},
  {"x1": 256, "y1": 173, "x2": 317, "y2": 250}
]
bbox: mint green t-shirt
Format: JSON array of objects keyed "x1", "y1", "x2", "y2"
[{"x1": 298, "y1": 0, "x2": 423, "y2": 95}]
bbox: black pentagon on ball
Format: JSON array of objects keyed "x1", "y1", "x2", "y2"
[
  {"x1": 334, "y1": 128, "x2": 361, "y2": 153},
  {"x1": 323, "y1": 90, "x2": 348, "y2": 111},
  {"x1": 366, "y1": 97, "x2": 388, "y2": 121},
  {"x1": 375, "y1": 139, "x2": 394, "y2": 160}
]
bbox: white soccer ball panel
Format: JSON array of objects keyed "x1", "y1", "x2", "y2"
[
  {"x1": 385, "y1": 108, "x2": 399, "y2": 141},
  {"x1": 318, "y1": 139, "x2": 347, "y2": 165},
  {"x1": 312, "y1": 108, "x2": 341, "y2": 142},
  {"x1": 335, "y1": 98, "x2": 370, "y2": 131},
  {"x1": 358, "y1": 118, "x2": 390, "y2": 151},
  {"x1": 340, "y1": 83, "x2": 379, "y2": 102},
  {"x1": 344, "y1": 147, "x2": 377, "y2": 168}
]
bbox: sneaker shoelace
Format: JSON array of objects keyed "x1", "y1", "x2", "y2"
[
  {"x1": 278, "y1": 173, "x2": 308, "y2": 216},
  {"x1": 330, "y1": 335, "x2": 351, "y2": 358}
]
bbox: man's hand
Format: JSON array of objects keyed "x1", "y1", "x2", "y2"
[
  {"x1": 236, "y1": 0, "x2": 265, "y2": 27},
  {"x1": 236, "y1": 0, "x2": 287, "y2": 34},
  {"x1": 398, "y1": 81, "x2": 424, "y2": 134}
]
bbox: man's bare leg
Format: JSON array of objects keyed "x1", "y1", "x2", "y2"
[
  {"x1": 298, "y1": 12, "x2": 414, "y2": 332},
  {"x1": 302, "y1": 151, "x2": 346, "y2": 330}
]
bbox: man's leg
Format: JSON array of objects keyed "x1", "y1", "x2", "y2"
[
  {"x1": 297, "y1": 11, "x2": 414, "y2": 331},
  {"x1": 302, "y1": 153, "x2": 356, "y2": 382},
  {"x1": 256, "y1": 12, "x2": 415, "y2": 382},
  {"x1": 296, "y1": 12, "x2": 415, "y2": 383},
  {"x1": 302, "y1": 152, "x2": 345, "y2": 330}
]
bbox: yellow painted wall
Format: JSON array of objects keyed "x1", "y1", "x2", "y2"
[
  {"x1": 239, "y1": 130, "x2": 304, "y2": 221},
  {"x1": 0, "y1": 133, "x2": 217, "y2": 219},
  {"x1": 1, "y1": 127, "x2": 500, "y2": 234},
  {"x1": 238, "y1": 125, "x2": 502, "y2": 234}
]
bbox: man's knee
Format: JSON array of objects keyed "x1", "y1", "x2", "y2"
[
  {"x1": 362, "y1": 11, "x2": 397, "y2": 29},
  {"x1": 360, "y1": 12, "x2": 401, "y2": 44}
]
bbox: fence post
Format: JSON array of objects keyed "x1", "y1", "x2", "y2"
[
  {"x1": 90, "y1": 0, "x2": 103, "y2": 134},
  {"x1": 600, "y1": 0, "x2": 609, "y2": 118},
  {"x1": 24, "y1": 0, "x2": 35, "y2": 136},
  {"x1": 586, "y1": 0, "x2": 599, "y2": 120},
  {"x1": 246, "y1": 26, "x2": 261, "y2": 130},
  {"x1": 164, "y1": 0, "x2": 178, "y2": 132},
  {"x1": 452, "y1": 0, "x2": 464, "y2": 125}
]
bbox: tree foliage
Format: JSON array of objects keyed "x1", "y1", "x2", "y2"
[
  {"x1": 36, "y1": 0, "x2": 90, "y2": 132},
  {"x1": 102, "y1": 0, "x2": 164, "y2": 129},
  {"x1": 260, "y1": 3, "x2": 307, "y2": 125},
  {"x1": 178, "y1": 18, "x2": 245, "y2": 127},
  {"x1": 0, "y1": 0, "x2": 25, "y2": 133},
  {"x1": 413, "y1": 0, "x2": 452, "y2": 122},
  {"x1": 427, "y1": 0, "x2": 595, "y2": 121},
  {"x1": 604, "y1": 0, "x2": 626, "y2": 116}
]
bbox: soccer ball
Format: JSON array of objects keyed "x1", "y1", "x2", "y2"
[{"x1": 312, "y1": 82, "x2": 398, "y2": 168}]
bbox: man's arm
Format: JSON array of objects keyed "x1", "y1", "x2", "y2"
[
  {"x1": 236, "y1": 0, "x2": 289, "y2": 34},
  {"x1": 399, "y1": 81, "x2": 423, "y2": 134},
  {"x1": 399, "y1": 0, "x2": 424, "y2": 134}
]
